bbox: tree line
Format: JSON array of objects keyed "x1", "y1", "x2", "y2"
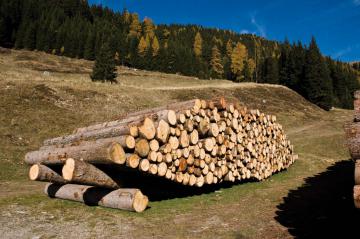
[{"x1": 0, "y1": 0, "x2": 358, "y2": 110}]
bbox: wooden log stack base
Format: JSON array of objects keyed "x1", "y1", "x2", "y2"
[
  {"x1": 45, "y1": 183, "x2": 148, "y2": 212},
  {"x1": 344, "y1": 90, "x2": 360, "y2": 209},
  {"x1": 26, "y1": 97, "x2": 298, "y2": 211}
]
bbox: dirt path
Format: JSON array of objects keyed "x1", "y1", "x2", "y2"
[{"x1": 121, "y1": 82, "x2": 285, "y2": 90}]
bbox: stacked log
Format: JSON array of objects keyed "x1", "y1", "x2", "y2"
[
  {"x1": 25, "y1": 97, "x2": 297, "y2": 210},
  {"x1": 344, "y1": 91, "x2": 360, "y2": 209}
]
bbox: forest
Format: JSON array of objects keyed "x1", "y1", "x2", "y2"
[{"x1": 0, "y1": 0, "x2": 358, "y2": 110}]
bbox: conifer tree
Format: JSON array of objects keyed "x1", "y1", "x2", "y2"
[
  {"x1": 91, "y1": 41, "x2": 117, "y2": 83},
  {"x1": 226, "y1": 40, "x2": 233, "y2": 58},
  {"x1": 210, "y1": 45, "x2": 224, "y2": 78},
  {"x1": 137, "y1": 36, "x2": 148, "y2": 57},
  {"x1": 193, "y1": 32, "x2": 202, "y2": 57},
  {"x1": 151, "y1": 36, "x2": 160, "y2": 56},
  {"x1": 303, "y1": 37, "x2": 333, "y2": 110},
  {"x1": 263, "y1": 57, "x2": 279, "y2": 84},
  {"x1": 23, "y1": 22, "x2": 37, "y2": 50},
  {"x1": 0, "y1": 17, "x2": 6, "y2": 46},
  {"x1": 230, "y1": 42, "x2": 247, "y2": 81},
  {"x1": 84, "y1": 28, "x2": 95, "y2": 60}
]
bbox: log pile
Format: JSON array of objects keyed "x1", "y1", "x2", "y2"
[
  {"x1": 25, "y1": 97, "x2": 297, "y2": 211},
  {"x1": 345, "y1": 91, "x2": 360, "y2": 209}
]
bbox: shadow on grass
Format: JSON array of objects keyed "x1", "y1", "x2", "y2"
[
  {"x1": 102, "y1": 168, "x2": 246, "y2": 202},
  {"x1": 275, "y1": 160, "x2": 360, "y2": 238}
]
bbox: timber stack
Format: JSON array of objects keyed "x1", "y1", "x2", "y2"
[
  {"x1": 345, "y1": 91, "x2": 360, "y2": 209},
  {"x1": 25, "y1": 97, "x2": 297, "y2": 212}
]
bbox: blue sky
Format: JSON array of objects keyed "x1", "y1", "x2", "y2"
[{"x1": 89, "y1": 0, "x2": 360, "y2": 62}]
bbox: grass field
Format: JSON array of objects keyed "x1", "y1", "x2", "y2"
[{"x1": 0, "y1": 49, "x2": 359, "y2": 238}]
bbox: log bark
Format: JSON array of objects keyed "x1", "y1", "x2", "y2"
[
  {"x1": 346, "y1": 138, "x2": 360, "y2": 159},
  {"x1": 44, "y1": 125, "x2": 132, "y2": 146},
  {"x1": 354, "y1": 99, "x2": 360, "y2": 122},
  {"x1": 25, "y1": 142, "x2": 126, "y2": 165},
  {"x1": 44, "y1": 183, "x2": 148, "y2": 212},
  {"x1": 354, "y1": 185, "x2": 360, "y2": 209},
  {"x1": 62, "y1": 158, "x2": 120, "y2": 188},
  {"x1": 29, "y1": 164, "x2": 66, "y2": 183},
  {"x1": 355, "y1": 160, "x2": 360, "y2": 185}
]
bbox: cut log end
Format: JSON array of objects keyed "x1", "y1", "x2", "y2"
[
  {"x1": 135, "y1": 139, "x2": 150, "y2": 158},
  {"x1": 139, "y1": 118, "x2": 156, "y2": 140},
  {"x1": 110, "y1": 143, "x2": 126, "y2": 164},
  {"x1": 29, "y1": 164, "x2": 40, "y2": 181},
  {"x1": 125, "y1": 136, "x2": 136, "y2": 149},
  {"x1": 132, "y1": 190, "x2": 149, "y2": 213},
  {"x1": 167, "y1": 110, "x2": 177, "y2": 126}
]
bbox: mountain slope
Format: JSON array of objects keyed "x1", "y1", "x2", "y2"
[{"x1": 0, "y1": 49, "x2": 356, "y2": 238}]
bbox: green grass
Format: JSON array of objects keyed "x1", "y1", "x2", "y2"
[{"x1": 0, "y1": 49, "x2": 355, "y2": 238}]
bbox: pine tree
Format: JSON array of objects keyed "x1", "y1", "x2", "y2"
[
  {"x1": 91, "y1": 41, "x2": 117, "y2": 83},
  {"x1": 303, "y1": 37, "x2": 333, "y2": 110},
  {"x1": 230, "y1": 42, "x2": 247, "y2": 81},
  {"x1": 264, "y1": 57, "x2": 279, "y2": 84},
  {"x1": 23, "y1": 22, "x2": 37, "y2": 50},
  {"x1": 193, "y1": 32, "x2": 202, "y2": 57},
  {"x1": 137, "y1": 36, "x2": 148, "y2": 57},
  {"x1": 84, "y1": 28, "x2": 95, "y2": 60},
  {"x1": 226, "y1": 40, "x2": 233, "y2": 58},
  {"x1": 151, "y1": 36, "x2": 160, "y2": 56},
  {"x1": 210, "y1": 45, "x2": 224, "y2": 78},
  {"x1": 0, "y1": 17, "x2": 6, "y2": 46}
]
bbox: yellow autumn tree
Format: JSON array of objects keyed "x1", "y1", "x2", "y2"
[
  {"x1": 143, "y1": 17, "x2": 155, "y2": 39},
  {"x1": 137, "y1": 36, "x2": 148, "y2": 57},
  {"x1": 145, "y1": 34, "x2": 151, "y2": 48},
  {"x1": 231, "y1": 42, "x2": 248, "y2": 80},
  {"x1": 151, "y1": 36, "x2": 160, "y2": 56},
  {"x1": 193, "y1": 32, "x2": 202, "y2": 57},
  {"x1": 128, "y1": 13, "x2": 141, "y2": 38},
  {"x1": 210, "y1": 45, "x2": 224, "y2": 78}
]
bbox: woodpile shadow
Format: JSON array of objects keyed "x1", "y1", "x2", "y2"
[
  {"x1": 275, "y1": 160, "x2": 360, "y2": 238},
  {"x1": 99, "y1": 166, "x2": 249, "y2": 201}
]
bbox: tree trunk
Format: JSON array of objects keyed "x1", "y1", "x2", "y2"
[
  {"x1": 44, "y1": 183, "x2": 148, "y2": 212},
  {"x1": 25, "y1": 142, "x2": 126, "y2": 165},
  {"x1": 29, "y1": 164, "x2": 65, "y2": 184},
  {"x1": 43, "y1": 124, "x2": 132, "y2": 146},
  {"x1": 62, "y1": 158, "x2": 120, "y2": 188}
]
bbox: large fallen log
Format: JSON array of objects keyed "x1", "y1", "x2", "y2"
[
  {"x1": 29, "y1": 164, "x2": 65, "y2": 184},
  {"x1": 44, "y1": 183, "x2": 148, "y2": 212},
  {"x1": 62, "y1": 158, "x2": 121, "y2": 188},
  {"x1": 25, "y1": 141, "x2": 126, "y2": 165}
]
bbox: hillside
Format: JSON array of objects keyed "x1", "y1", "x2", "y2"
[{"x1": 0, "y1": 49, "x2": 358, "y2": 238}]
